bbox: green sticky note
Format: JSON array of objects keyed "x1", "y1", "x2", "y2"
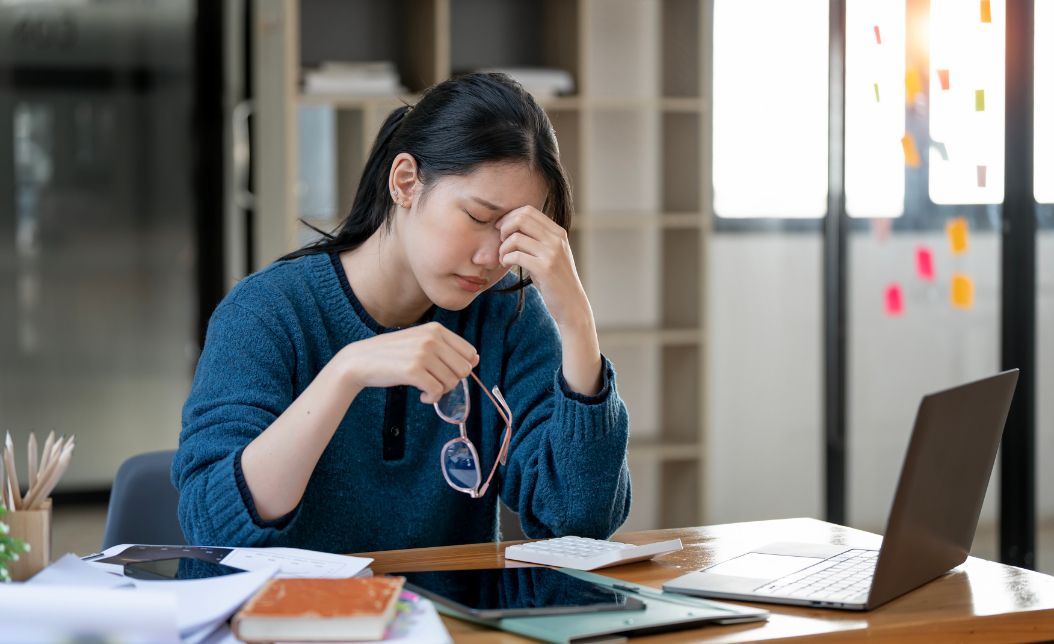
[
  {"x1": 874, "y1": 83, "x2": 880, "y2": 102},
  {"x1": 975, "y1": 89, "x2": 985, "y2": 111}
]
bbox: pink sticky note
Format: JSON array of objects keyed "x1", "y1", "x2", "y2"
[
  {"x1": 874, "y1": 26, "x2": 882, "y2": 44},
  {"x1": 884, "y1": 283, "x2": 904, "y2": 317},
  {"x1": 977, "y1": 165, "x2": 987, "y2": 187},
  {"x1": 916, "y1": 246, "x2": 936, "y2": 282},
  {"x1": 937, "y1": 69, "x2": 950, "y2": 90}
]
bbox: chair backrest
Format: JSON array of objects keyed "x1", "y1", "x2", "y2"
[{"x1": 102, "y1": 449, "x2": 187, "y2": 550}]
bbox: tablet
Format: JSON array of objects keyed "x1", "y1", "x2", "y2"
[{"x1": 386, "y1": 568, "x2": 647, "y2": 619}]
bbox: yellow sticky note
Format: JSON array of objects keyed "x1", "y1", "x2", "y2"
[
  {"x1": 874, "y1": 83, "x2": 880, "y2": 102},
  {"x1": 946, "y1": 216, "x2": 969, "y2": 255},
  {"x1": 905, "y1": 68, "x2": 921, "y2": 103},
  {"x1": 975, "y1": 89, "x2": 985, "y2": 111},
  {"x1": 901, "y1": 134, "x2": 922, "y2": 168},
  {"x1": 951, "y1": 273, "x2": 974, "y2": 309}
]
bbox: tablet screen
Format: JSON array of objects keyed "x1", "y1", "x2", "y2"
[{"x1": 386, "y1": 568, "x2": 646, "y2": 619}]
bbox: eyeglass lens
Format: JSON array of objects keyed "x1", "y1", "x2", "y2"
[
  {"x1": 436, "y1": 379, "x2": 469, "y2": 423},
  {"x1": 442, "y1": 440, "x2": 480, "y2": 489}
]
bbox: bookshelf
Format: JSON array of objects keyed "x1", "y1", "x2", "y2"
[{"x1": 252, "y1": 0, "x2": 710, "y2": 531}]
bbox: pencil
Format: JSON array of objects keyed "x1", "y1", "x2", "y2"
[
  {"x1": 28, "y1": 431, "x2": 38, "y2": 490},
  {"x1": 25, "y1": 438, "x2": 74, "y2": 511},
  {"x1": 0, "y1": 458, "x2": 6, "y2": 511},
  {"x1": 39, "y1": 430, "x2": 55, "y2": 474},
  {"x1": 4, "y1": 433, "x2": 21, "y2": 510},
  {"x1": 27, "y1": 436, "x2": 65, "y2": 507}
]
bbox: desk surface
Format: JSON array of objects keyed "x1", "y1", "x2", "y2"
[{"x1": 357, "y1": 518, "x2": 1054, "y2": 644}]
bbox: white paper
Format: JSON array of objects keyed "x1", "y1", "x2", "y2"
[
  {"x1": 27, "y1": 552, "x2": 135, "y2": 589},
  {"x1": 0, "y1": 584, "x2": 181, "y2": 644},
  {"x1": 131, "y1": 565, "x2": 279, "y2": 635},
  {"x1": 89, "y1": 543, "x2": 372, "y2": 579},
  {"x1": 220, "y1": 546, "x2": 372, "y2": 579}
]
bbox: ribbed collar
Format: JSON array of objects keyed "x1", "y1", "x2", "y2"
[{"x1": 327, "y1": 252, "x2": 436, "y2": 334}]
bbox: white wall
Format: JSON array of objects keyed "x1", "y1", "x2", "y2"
[
  {"x1": 706, "y1": 230, "x2": 1054, "y2": 531},
  {"x1": 706, "y1": 234, "x2": 824, "y2": 524}
]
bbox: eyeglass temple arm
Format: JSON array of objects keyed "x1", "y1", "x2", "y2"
[{"x1": 469, "y1": 372, "x2": 514, "y2": 497}]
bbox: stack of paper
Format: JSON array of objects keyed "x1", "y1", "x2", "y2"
[
  {"x1": 480, "y1": 68, "x2": 575, "y2": 98},
  {"x1": 303, "y1": 61, "x2": 407, "y2": 96}
]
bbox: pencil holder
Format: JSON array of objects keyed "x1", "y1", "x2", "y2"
[{"x1": 5, "y1": 499, "x2": 51, "y2": 581}]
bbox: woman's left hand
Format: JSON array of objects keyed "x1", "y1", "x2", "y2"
[
  {"x1": 497, "y1": 207, "x2": 604, "y2": 395},
  {"x1": 497, "y1": 206, "x2": 590, "y2": 329}
]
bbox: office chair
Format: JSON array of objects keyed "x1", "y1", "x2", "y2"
[{"x1": 101, "y1": 449, "x2": 187, "y2": 550}]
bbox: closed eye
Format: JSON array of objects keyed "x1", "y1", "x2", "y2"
[{"x1": 463, "y1": 209, "x2": 489, "y2": 225}]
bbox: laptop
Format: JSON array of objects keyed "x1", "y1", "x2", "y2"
[{"x1": 664, "y1": 370, "x2": 1019, "y2": 611}]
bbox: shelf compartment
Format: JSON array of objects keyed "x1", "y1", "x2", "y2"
[
  {"x1": 661, "y1": 0, "x2": 701, "y2": 98},
  {"x1": 662, "y1": 228, "x2": 701, "y2": 328}
]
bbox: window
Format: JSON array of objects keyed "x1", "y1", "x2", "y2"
[
  {"x1": 928, "y1": 0, "x2": 1005, "y2": 204},
  {"x1": 712, "y1": 0, "x2": 829, "y2": 218},
  {"x1": 844, "y1": 0, "x2": 906, "y2": 218}
]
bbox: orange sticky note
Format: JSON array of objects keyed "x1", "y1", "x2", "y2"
[
  {"x1": 885, "y1": 283, "x2": 904, "y2": 317},
  {"x1": 906, "y1": 68, "x2": 922, "y2": 103},
  {"x1": 946, "y1": 216, "x2": 969, "y2": 255},
  {"x1": 937, "y1": 69, "x2": 950, "y2": 90},
  {"x1": 901, "y1": 134, "x2": 922, "y2": 168},
  {"x1": 981, "y1": 0, "x2": 992, "y2": 23},
  {"x1": 874, "y1": 26, "x2": 882, "y2": 44},
  {"x1": 951, "y1": 273, "x2": 975, "y2": 309},
  {"x1": 916, "y1": 246, "x2": 936, "y2": 282}
]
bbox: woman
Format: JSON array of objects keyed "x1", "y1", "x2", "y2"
[{"x1": 173, "y1": 73, "x2": 631, "y2": 553}]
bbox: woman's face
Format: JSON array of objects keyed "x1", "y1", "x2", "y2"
[{"x1": 398, "y1": 161, "x2": 548, "y2": 311}]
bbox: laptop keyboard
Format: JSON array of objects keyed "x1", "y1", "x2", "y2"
[{"x1": 754, "y1": 549, "x2": 877, "y2": 604}]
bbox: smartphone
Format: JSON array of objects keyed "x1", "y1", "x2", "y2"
[{"x1": 124, "y1": 557, "x2": 245, "y2": 581}]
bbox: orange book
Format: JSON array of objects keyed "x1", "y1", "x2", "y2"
[{"x1": 232, "y1": 576, "x2": 405, "y2": 642}]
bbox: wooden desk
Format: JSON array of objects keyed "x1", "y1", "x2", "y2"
[{"x1": 357, "y1": 518, "x2": 1054, "y2": 644}]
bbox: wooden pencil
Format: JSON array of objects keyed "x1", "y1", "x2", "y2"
[
  {"x1": 39, "y1": 430, "x2": 55, "y2": 474},
  {"x1": 28, "y1": 431, "x2": 38, "y2": 490},
  {"x1": 4, "y1": 433, "x2": 21, "y2": 510},
  {"x1": 25, "y1": 439, "x2": 74, "y2": 510},
  {"x1": 25, "y1": 436, "x2": 64, "y2": 510}
]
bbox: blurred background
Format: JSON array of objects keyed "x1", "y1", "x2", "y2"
[{"x1": 0, "y1": 0, "x2": 1051, "y2": 572}]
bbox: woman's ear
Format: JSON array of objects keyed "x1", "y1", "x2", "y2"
[{"x1": 389, "y1": 153, "x2": 419, "y2": 210}]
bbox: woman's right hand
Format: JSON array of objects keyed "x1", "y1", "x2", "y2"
[{"x1": 336, "y1": 322, "x2": 479, "y2": 404}]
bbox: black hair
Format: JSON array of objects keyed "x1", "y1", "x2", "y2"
[{"x1": 282, "y1": 72, "x2": 574, "y2": 316}]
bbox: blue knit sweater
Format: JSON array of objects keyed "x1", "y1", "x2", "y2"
[{"x1": 172, "y1": 252, "x2": 631, "y2": 554}]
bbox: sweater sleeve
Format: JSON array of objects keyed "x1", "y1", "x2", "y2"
[
  {"x1": 171, "y1": 299, "x2": 303, "y2": 546},
  {"x1": 498, "y1": 287, "x2": 631, "y2": 539}
]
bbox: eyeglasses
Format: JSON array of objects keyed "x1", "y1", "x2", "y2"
[{"x1": 434, "y1": 372, "x2": 513, "y2": 498}]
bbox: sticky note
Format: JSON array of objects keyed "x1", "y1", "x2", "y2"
[
  {"x1": 976, "y1": 89, "x2": 985, "y2": 111},
  {"x1": 916, "y1": 246, "x2": 936, "y2": 282},
  {"x1": 946, "y1": 216, "x2": 969, "y2": 255},
  {"x1": 981, "y1": 0, "x2": 992, "y2": 23},
  {"x1": 937, "y1": 69, "x2": 950, "y2": 90},
  {"x1": 931, "y1": 140, "x2": 949, "y2": 161},
  {"x1": 874, "y1": 26, "x2": 882, "y2": 44},
  {"x1": 885, "y1": 283, "x2": 904, "y2": 317},
  {"x1": 977, "y1": 165, "x2": 987, "y2": 187},
  {"x1": 906, "y1": 68, "x2": 922, "y2": 103},
  {"x1": 901, "y1": 134, "x2": 922, "y2": 168},
  {"x1": 951, "y1": 273, "x2": 975, "y2": 309},
  {"x1": 874, "y1": 83, "x2": 880, "y2": 102}
]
